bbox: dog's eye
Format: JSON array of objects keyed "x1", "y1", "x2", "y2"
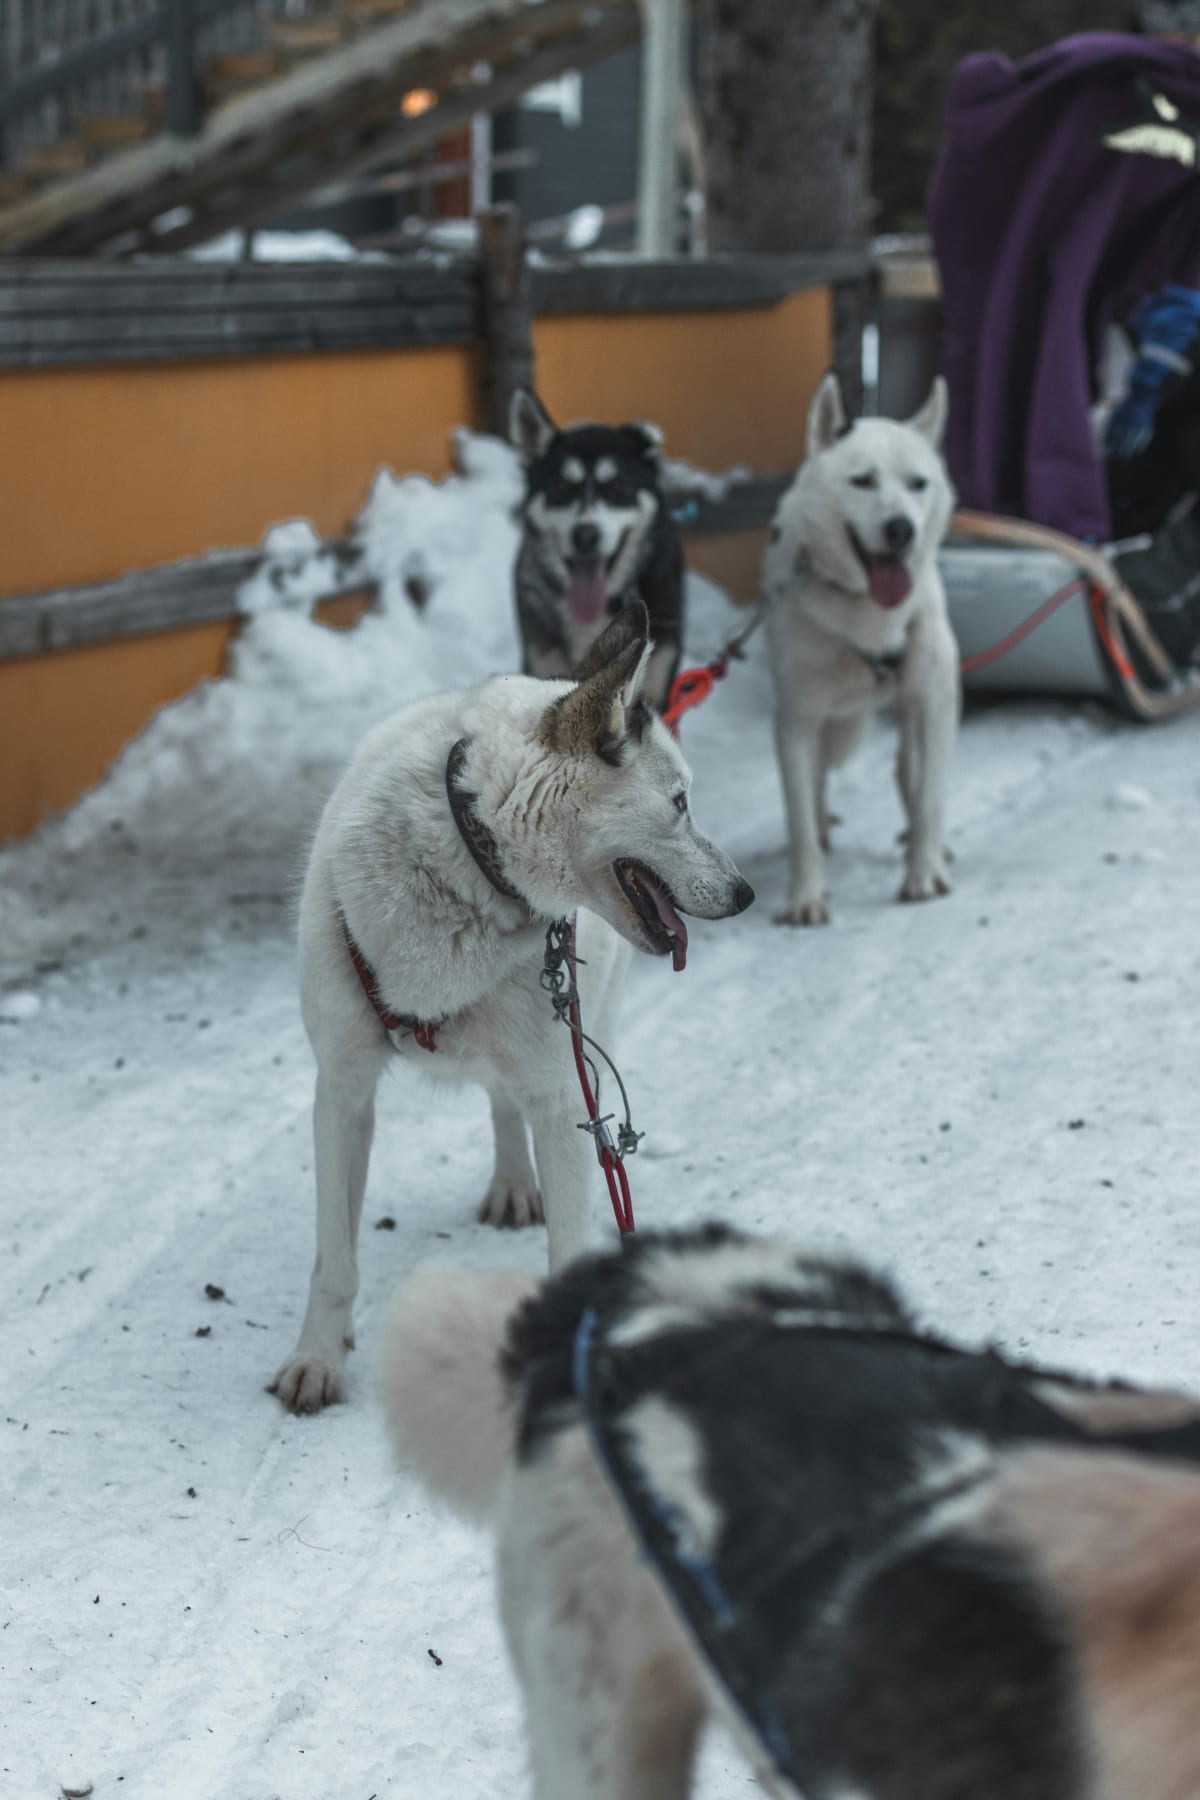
[
  {"x1": 907, "y1": 476, "x2": 929, "y2": 493},
  {"x1": 672, "y1": 792, "x2": 688, "y2": 816},
  {"x1": 599, "y1": 476, "x2": 637, "y2": 506},
  {"x1": 849, "y1": 473, "x2": 878, "y2": 490}
]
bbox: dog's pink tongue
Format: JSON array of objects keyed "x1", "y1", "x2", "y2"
[
  {"x1": 868, "y1": 558, "x2": 912, "y2": 610},
  {"x1": 647, "y1": 883, "x2": 688, "y2": 973},
  {"x1": 567, "y1": 560, "x2": 609, "y2": 624}
]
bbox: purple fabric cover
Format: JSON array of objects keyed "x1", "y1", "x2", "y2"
[{"x1": 928, "y1": 33, "x2": 1200, "y2": 539}]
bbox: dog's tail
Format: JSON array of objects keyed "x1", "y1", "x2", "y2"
[{"x1": 377, "y1": 1267, "x2": 537, "y2": 1523}]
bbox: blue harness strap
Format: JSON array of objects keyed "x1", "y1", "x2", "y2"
[{"x1": 571, "y1": 1307, "x2": 796, "y2": 1784}]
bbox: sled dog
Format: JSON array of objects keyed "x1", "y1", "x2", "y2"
[
  {"x1": 269, "y1": 607, "x2": 752, "y2": 1413},
  {"x1": 510, "y1": 388, "x2": 684, "y2": 710},
  {"x1": 765, "y1": 372, "x2": 959, "y2": 924},
  {"x1": 382, "y1": 1223, "x2": 1200, "y2": 1799}
]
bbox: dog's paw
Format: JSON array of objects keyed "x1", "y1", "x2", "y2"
[
  {"x1": 774, "y1": 897, "x2": 831, "y2": 927},
  {"x1": 478, "y1": 1178, "x2": 545, "y2": 1230},
  {"x1": 268, "y1": 1351, "x2": 347, "y2": 1414},
  {"x1": 899, "y1": 865, "x2": 952, "y2": 904}
]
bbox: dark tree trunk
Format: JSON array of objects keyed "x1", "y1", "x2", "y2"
[{"x1": 697, "y1": 0, "x2": 878, "y2": 409}]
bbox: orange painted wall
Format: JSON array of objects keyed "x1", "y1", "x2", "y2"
[
  {"x1": 0, "y1": 344, "x2": 476, "y2": 598},
  {"x1": 1, "y1": 293, "x2": 830, "y2": 842},
  {"x1": 0, "y1": 621, "x2": 235, "y2": 841},
  {"x1": 533, "y1": 289, "x2": 829, "y2": 473}
]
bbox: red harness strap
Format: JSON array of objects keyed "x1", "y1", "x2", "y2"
[
  {"x1": 565, "y1": 919, "x2": 635, "y2": 1235},
  {"x1": 662, "y1": 607, "x2": 765, "y2": 736},
  {"x1": 958, "y1": 575, "x2": 1089, "y2": 677},
  {"x1": 341, "y1": 918, "x2": 440, "y2": 1053},
  {"x1": 662, "y1": 655, "x2": 729, "y2": 735}
]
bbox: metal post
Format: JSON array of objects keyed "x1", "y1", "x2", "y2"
[
  {"x1": 636, "y1": 0, "x2": 686, "y2": 257},
  {"x1": 163, "y1": 0, "x2": 202, "y2": 137}
]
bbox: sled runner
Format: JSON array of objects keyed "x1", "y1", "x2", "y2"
[{"x1": 943, "y1": 508, "x2": 1200, "y2": 721}]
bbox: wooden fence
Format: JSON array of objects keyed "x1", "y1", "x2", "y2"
[{"x1": 0, "y1": 244, "x2": 859, "y2": 838}]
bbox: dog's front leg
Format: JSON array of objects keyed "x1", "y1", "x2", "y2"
[
  {"x1": 526, "y1": 1094, "x2": 597, "y2": 1270},
  {"x1": 899, "y1": 681, "x2": 956, "y2": 903},
  {"x1": 270, "y1": 1061, "x2": 381, "y2": 1412},
  {"x1": 774, "y1": 712, "x2": 830, "y2": 926},
  {"x1": 480, "y1": 1089, "x2": 545, "y2": 1230}
]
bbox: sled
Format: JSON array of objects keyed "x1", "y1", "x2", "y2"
[{"x1": 943, "y1": 508, "x2": 1200, "y2": 723}]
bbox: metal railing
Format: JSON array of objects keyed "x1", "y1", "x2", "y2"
[{"x1": 0, "y1": 0, "x2": 322, "y2": 166}]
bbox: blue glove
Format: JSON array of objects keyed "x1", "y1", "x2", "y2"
[{"x1": 1106, "y1": 285, "x2": 1200, "y2": 459}]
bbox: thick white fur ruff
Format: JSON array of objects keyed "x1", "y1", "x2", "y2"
[{"x1": 377, "y1": 1267, "x2": 535, "y2": 1522}]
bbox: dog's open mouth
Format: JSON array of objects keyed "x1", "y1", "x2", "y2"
[
  {"x1": 849, "y1": 528, "x2": 913, "y2": 610},
  {"x1": 566, "y1": 535, "x2": 630, "y2": 626},
  {"x1": 613, "y1": 858, "x2": 688, "y2": 971}
]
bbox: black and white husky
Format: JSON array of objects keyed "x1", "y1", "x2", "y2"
[
  {"x1": 382, "y1": 1224, "x2": 1200, "y2": 1799},
  {"x1": 509, "y1": 389, "x2": 684, "y2": 710}
]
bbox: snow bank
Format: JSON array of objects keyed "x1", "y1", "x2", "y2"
[
  {"x1": 186, "y1": 228, "x2": 390, "y2": 264},
  {"x1": 0, "y1": 433, "x2": 527, "y2": 973}
]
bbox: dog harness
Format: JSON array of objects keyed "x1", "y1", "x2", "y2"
[
  {"x1": 340, "y1": 738, "x2": 536, "y2": 1052},
  {"x1": 568, "y1": 1297, "x2": 1194, "y2": 1797}
]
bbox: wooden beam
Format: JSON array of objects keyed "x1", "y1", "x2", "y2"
[
  {"x1": 0, "y1": 543, "x2": 365, "y2": 661},
  {"x1": 145, "y1": 3, "x2": 641, "y2": 257},
  {"x1": 0, "y1": 252, "x2": 857, "y2": 369},
  {"x1": 478, "y1": 204, "x2": 533, "y2": 438},
  {"x1": 0, "y1": 0, "x2": 639, "y2": 256},
  {"x1": 0, "y1": 480, "x2": 787, "y2": 665}
]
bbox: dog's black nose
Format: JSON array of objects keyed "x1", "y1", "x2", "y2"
[
  {"x1": 883, "y1": 515, "x2": 915, "y2": 552},
  {"x1": 571, "y1": 522, "x2": 601, "y2": 557},
  {"x1": 732, "y1": 878, "x2": 755, "y2": 914}
]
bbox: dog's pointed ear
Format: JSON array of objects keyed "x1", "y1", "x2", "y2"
[
  {"x1": 908, "y1": 376, "x2": 948, "y2": 448},
  {"x1": 510, "y1": 388, "x2": 557, "y2": 466},
  {"x1": 541, "y1": 602, "x2": 653, "y2": 761},
  {"x1": 570, "y1": 600, "x2": 649, "y2": 684},
  {"x1": 627, "y1": 419, "x2": 664, "y2": 463},
  {"x1": 806, "y1": 371, "x2": 846, "y2": 458}
]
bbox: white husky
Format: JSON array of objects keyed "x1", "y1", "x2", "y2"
[
  {"x1": 764, "y1": 373, "x2": 959, "y2": 925},
  {"x1": 269, "y1": 604, "x2": 752, "y2": 1413}
]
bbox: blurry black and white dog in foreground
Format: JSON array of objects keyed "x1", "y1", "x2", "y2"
[
  {"x1": 510, "y1": 388, "x2": 684, "y2": 710},
  {"x1": 765, "y1": 372, "x2": 959, "y2": 924},
  {"x1": 383, "y1": 1224, "x2": 1200, "y2": 1799}
]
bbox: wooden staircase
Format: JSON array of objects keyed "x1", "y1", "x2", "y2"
[{"x1": 0, "y1": 0, "x2": 642, "y2": 256}]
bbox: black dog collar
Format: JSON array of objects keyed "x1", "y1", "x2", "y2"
[{"x1": 445, "y1": 738, "x2": 534, "y2": 910}]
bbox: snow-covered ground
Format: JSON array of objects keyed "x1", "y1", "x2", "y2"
[{"x1": 4, "y1": 445, "x2": 1200, "y2": 1800}]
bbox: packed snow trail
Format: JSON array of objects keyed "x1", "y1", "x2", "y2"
[{"x1": 3, "y1": 448, "x2": 1200, "y2": 1798}]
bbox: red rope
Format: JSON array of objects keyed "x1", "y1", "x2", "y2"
[
  {"x1": 662, "y1": 608, "x2": 764, "y2": 735},
  {"x1": 1087, "y1": 584, "x2": 1135, "y2": 681},
  {"x1": 566, "y1": 920, "x2": 635, "y2": 1235},
  {"x1": 662, "y1": 655, "x2": 729, "y2": 734},
  {"x1": 958, "y1": 576, "x2": 1088, "y2": 676}
]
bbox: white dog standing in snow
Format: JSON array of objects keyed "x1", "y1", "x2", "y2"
[
  {"x1": 764, "y1": 372, "x2": 959, "y2": 925},
  {"x1": 270, "y1": 603, "x2": 752, "y2": 1413}
]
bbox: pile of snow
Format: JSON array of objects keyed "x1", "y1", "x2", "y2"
[
  {"x1": 0, "y1": 433, "x2": 529, "y2": 974},
  {"x1": 186, "y1": 228, "x2": 389, "y2": 264},
  {"x1": 661, "y1": 456, "x2": 753, "y2": 504}
]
